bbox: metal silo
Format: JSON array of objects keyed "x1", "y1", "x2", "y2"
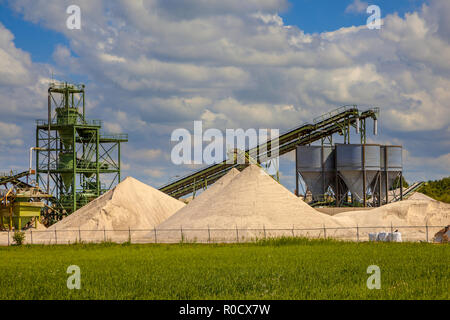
[
  {"x1": 380, "y1": 145, "x2": 403, "y2": 203},
  {"x1": 296, "y1": 145, "x2": 335, "y2": 201},
  {"x1": 336, "y1": 144, "x2": 381, "y2": 205}
]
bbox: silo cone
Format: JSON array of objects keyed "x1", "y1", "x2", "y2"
[
  {"x1": 379, "y1": 145, "x2": 403, "y2": 203},
  {"x1": 59, "y1": 153, "x2": 75, "y2": 192},
  {"x1": 336, "y1": 144, "x2": 381, "y2": 203},
  {"x1": 339, "y1": 170, "x2": 378, "y2": 202},
  {"x1": 297, "y1": 145, "x2": 335, "y2": 201},
  {"x1": 56, "y1": 107, "x2": 79, "y2": 148}
]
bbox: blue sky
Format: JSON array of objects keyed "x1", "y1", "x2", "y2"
[
  {"x1": 0, "y1": 1, "x2": 429, "y2": 63},
  {"x1": 281, "y1": 0, "x2": 427, "y2": 33},
  {"x1": 0, "y1": 4, "x2": 68, "y2": 63},
  {"x1": 0, "y1": 0, "x2": 448, "y2": 193}
]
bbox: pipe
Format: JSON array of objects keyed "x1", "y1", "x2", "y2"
[
  {"x1": 356, "y1": 118, "x2": 360, "y2": 134},
  {"x1": 29, "y1": 147, "x2": 43, "y2": 175},
  {"x1": 373, "y1": 119, "x2": 378, "y2": 136}
]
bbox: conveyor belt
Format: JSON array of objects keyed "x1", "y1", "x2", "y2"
[
  {"x1": 398, "y1": 182, "x2": 425, "y2": 200},
  {"x1": 159, "y1": 105, "x2": 379, "y2": 198},
  {"x1": 0, "y1": 171, "x2": 31, "y2": 186}
]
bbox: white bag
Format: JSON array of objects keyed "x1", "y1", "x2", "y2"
[
  {"x1": 391, "y1": 232, "x2": 402, "y2": 242},
  {"x1": 377, "y1": 232, "x2": 388, "y2": 242},
  {"x1": 369, "y1": 233, "x2": 378, "y2": 241}
]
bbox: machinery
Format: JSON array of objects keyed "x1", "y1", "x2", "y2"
[
  {"x1": 0, "y1": 171, "x2": 51, "y2": 230},
  {"x1": 159, "y1": 105, "x2": 407, "y2": 208},
  {"x1": 159, "y1": 105, "x2": 380, "y2": 199},
  {"x1": 297, "y1": 144, "x2": 404, "y2": 207},
  {"x1": 35, "y1": 82, "x2": 127, "y2": 222}
]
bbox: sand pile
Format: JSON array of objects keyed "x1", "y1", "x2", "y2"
[
  {"x1": 171, "y1": 168, "x2": 241, "y2": 216},
  {"x1": 334, "y1": 199, "x2": 450, "y2": 241},
  {"x1": 155, "y1": 165, "x2": 349, "y2": 242},
  {"x1": 36, "y1": 177, "x2": 185, "y2": 243},
  {"x1": 408, "y1": 192, "x2": 435, "y2": 201}
]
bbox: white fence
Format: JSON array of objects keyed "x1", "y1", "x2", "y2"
[{"x1": 0, "y1": 225, "x2": 446, "y2": 245}]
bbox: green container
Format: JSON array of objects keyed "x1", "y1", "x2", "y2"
[
  {"x1": 56, "y1": 107, "x2": 79, "y2": 147},
  {"x1": 56, "y1": 107, "x2": 79, "y2": 125},
  {"x1": 0, "y1": 202, "x2": 43, "y2": 229},
  {"x1": 59, "y1": 153, "x2": 75, "y2": 191}
]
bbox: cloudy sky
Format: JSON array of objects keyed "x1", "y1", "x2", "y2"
[{"x1": 0, "y1": 0, "x2": 448, "y2": 193}]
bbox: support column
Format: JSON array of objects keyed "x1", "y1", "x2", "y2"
[
  {"x1": 362, "y1": 144, "x2": 367, "y2": 208},
  {"x1": 47, "y1": 91, "x2": 51, "y2": 195},
  {"x1": 72, "y1": 126, "x2": 77, "y2": 213},
  {"x1": 295, "y1": 148, "x2": 299, "y2": 197},
  {"x1": 385, "y1": 148, "x2": 389, "y2": 204},
  {"x1": 118, "y1": 142, "x2": 121, "y2": 183},
  {"x1": 378, "y1": 171, "x2": 382, "y2": 207},
  {"x1": 36, "y1": 127, "x2": 40, "y2": 188},
  {"x1": 400, "y1": 172, "x2": 403, "y2": 201},
  {"x1": 96, "y1": 128, "x2": 100, "y2": 197}
]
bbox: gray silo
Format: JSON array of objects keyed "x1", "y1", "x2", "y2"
[
  {"x1": 336, "y1": 144, "x2": 381, "y2": 206},
  {"x1": 296, "y1": 145, "x2": 335, "y2": 201},
  {"x1": 379, "y1": 145, "x2": 403, "y2": 203}
]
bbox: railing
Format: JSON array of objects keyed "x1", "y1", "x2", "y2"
[
  {"x1": 0, "y1": 170, "x2": 18, "y2": 178},
  {"x1": 1, "y1": 224, "x2": 446, "y2": 246},
  {"x1": 100, "y1": 133, "x2": 128, "y2": 140},
  {"x1": 313, "y1": 105, "x2": 355, "y2": 124},
  {"x1": 36, "y1": 119, "x2": 103, "y2": 126}
]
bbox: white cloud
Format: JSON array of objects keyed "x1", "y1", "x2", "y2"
[
  {"x1": 127, "y1": 148, "x2": 165, "y2": 161},
  {"x1": 144, "y1": 168, "x2": 165, "y2": 178},
  {"x1": 1, "y1": 0, "x2": 450, "y2": 184},
  {"x1": 0, "y1": 122, "x2": 21, "y2": 138},
  {"x1": 345, "y1": 0, "x2": 368, "y2": 14}
]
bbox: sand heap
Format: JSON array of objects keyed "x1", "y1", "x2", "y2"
[
  {"x1": 175, "y1": 168, "x2": 241, "y2": 215},
  {"x1": 155, "y1": 165, "x2": 349, "y2": 242},
  {"x1": 37, "y1": 177, "x2": 185, "y2": 243},
  {"x1": 408, "y1": 192, "x2": 435, "y2": 201},
  {"x1": 334, "y1": 199, "x2": 450, "y2": 241}
]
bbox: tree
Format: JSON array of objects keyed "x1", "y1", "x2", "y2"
[
  {"x1": 418, "y1": 177, "x2": 450, "y2": 203},
  {"x1": 390, "y1": 176, "x2": 409, "y2": 190}
]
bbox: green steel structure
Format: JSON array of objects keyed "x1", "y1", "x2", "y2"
[
  {"x1": 35, "y1": 82, "x2": 127, "y2": 220},
  {"x1": 159, "y1": 105, "x2": 379, "y2": 199}
]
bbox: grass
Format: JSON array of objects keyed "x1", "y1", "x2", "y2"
[{"x1": 0, "y1": 238, "x2": 448, "y2": 300}]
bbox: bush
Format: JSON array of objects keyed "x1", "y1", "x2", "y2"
[
  {"x1": 419, "y1": 177, "x2": 450, "y2": 203},
  {"x1": 13, "y1": 231, "x2": 26, "y2": 246}
]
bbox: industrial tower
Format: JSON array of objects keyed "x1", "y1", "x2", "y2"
[{"x1": 35, "y1": 82, "x2": 127, "y2": 221}]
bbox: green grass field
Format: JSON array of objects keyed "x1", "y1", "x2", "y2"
[{"x1": 0, "y1": 238, "x2": 448, "y2": 300}]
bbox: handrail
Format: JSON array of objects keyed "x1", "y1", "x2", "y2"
[
  {"x1": 100, "y1": 133, "x2": 129, "y2": 140},
  {"x1": 36, "y1": 119, "x2": 103, "y2": 126}
]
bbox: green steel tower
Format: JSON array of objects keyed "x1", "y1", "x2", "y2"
[{"x1": 35, "y1": 82, "x2": 127, "y2": 222}]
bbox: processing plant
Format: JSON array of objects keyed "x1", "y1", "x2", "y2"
[
  {"x1": 296, "y1": 144, "x2": 404, "y2": 207},
  {"x1": 159, "y1": 105, "x2": 412, "y2": 208},
  {"x1": 35, "y1": 82, "x2": 128, "y2": 223},
  {"x1": 0, "y1": 170, "x2": 51, "y2": 230}
]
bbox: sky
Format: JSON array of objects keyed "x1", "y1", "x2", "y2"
[{"x1": 0, "y1": 0, "x2": 448, "y2": 194}]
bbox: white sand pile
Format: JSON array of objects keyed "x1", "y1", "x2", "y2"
[
  {"x1": 174, "y1": 168, "x2": 241, "y2": 214},
  {"x1": 35, "y1": 219, "x2": 47, "y2": 230},
  {"x1": 155, "y1": 165, "x2": 349, "y2": 242},
  {"x1": 334, "y1": 200, "x2": 450, "y2": 241},
  {"x1": 36, "y1": 177, "x2": 185, "y2": 243},
  {"x1": 408, "y1": 192, "x2": 435, "y2": 201}
]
